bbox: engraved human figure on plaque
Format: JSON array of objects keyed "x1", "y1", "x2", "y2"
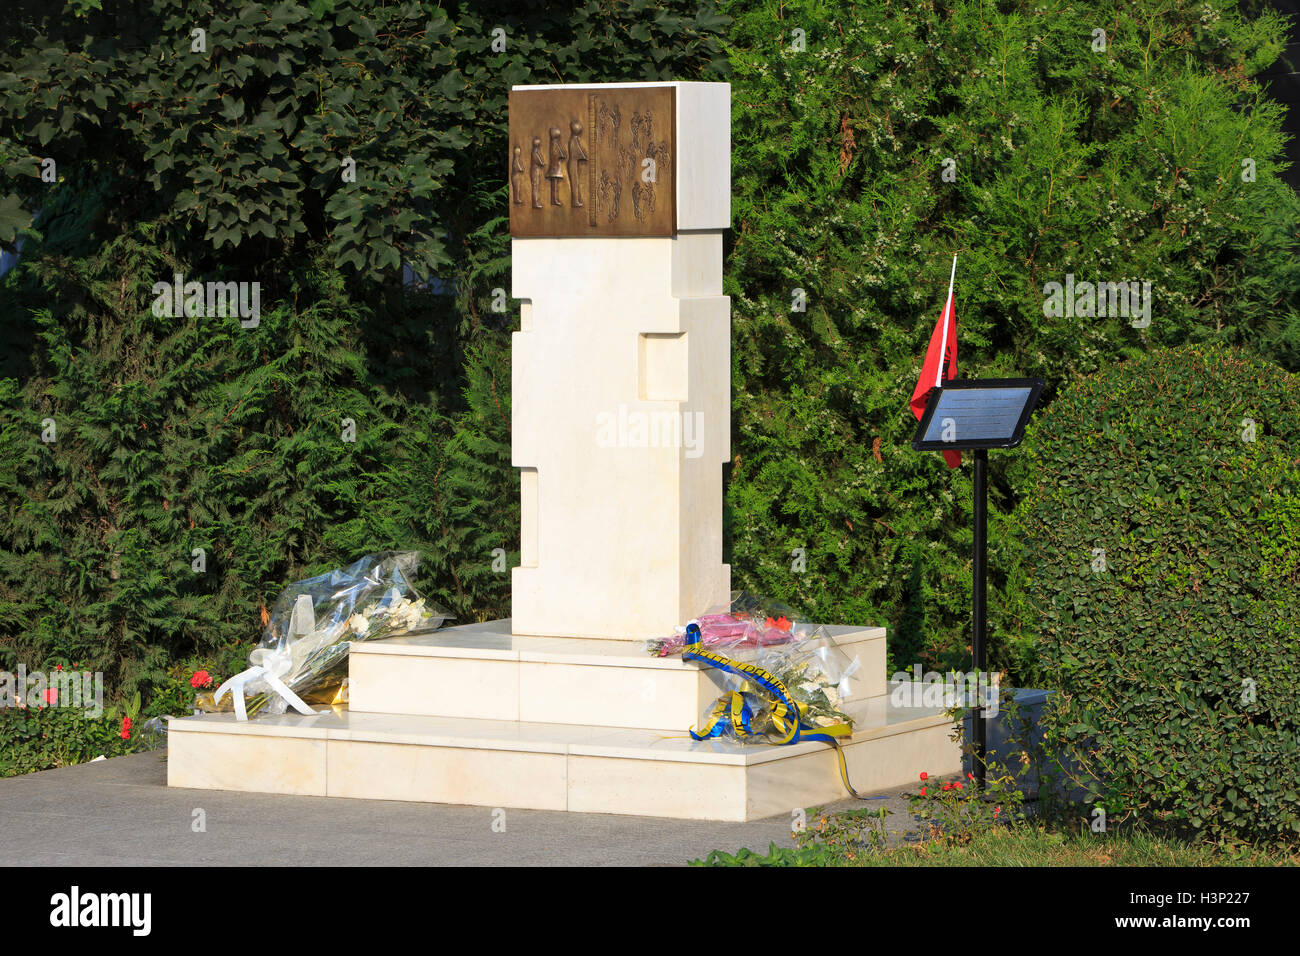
[
  {"x1": 547, "y1": 127, "x2": 566, "y2": 206},
  {"x1": 568, "y1": 120, "x2": 588, "y2": 208},
  {"x1": 530, "y1": 136, "x2": 545, "y2": 209},
  {"x1": 511, "y1": 145, "x2": 525, "y2": 205},
  {"x1": 598, "y1": 171, "x2": 622, "y2": 222}
]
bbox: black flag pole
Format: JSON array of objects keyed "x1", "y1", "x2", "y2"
[{"x1": 971, "y1": 447, "x2": 988, "y2": 787}]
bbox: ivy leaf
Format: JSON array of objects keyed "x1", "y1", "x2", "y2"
[{"x1": 0, "y1": 192, "x2": 31, "y2": 243}]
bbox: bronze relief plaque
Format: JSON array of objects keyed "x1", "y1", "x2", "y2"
[{"x1": 508, "y1": 87, "x2": 676, "y2": 238}]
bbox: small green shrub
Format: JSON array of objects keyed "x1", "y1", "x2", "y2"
[
  {"x1": 691, "y1": 842, "x2": 830, "y2": 866},
  {"x1": 0, "y1": 692, "x2": 146, "y2": 777},
  {"x1": 0, "y1": 649, "x2": 242, "y2": 777},
  {"x1": 910, "y1": 769, "x2": 1028, "y2": 841},
  {"x1": 1008, "y1": 344, "x2": 1300, "y2": 842}
]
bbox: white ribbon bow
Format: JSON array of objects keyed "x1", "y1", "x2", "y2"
[
  {"x1": 213, "y1": 648, "x2": 317, "y2": 722},
  {"x1": 837, "y1": 655, "x2": 862, "y2": 699}
]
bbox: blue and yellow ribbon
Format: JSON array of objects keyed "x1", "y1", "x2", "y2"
[
  {"x1": 693, "y1": 691, "x2": 755, "y2": 739},
  {"x1": 682, "y1": 639, "x2": 875, "y2": 800}
]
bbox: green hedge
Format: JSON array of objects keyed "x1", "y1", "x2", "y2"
[
  {"x1": 719, "y1": 0, "x2": 1300, "y2": 674},
  {"x1": 2, "y1": 0, "x2": 1299, "y2": 712},
  {"x1": 1008, "y1": 344, "x2": 1300, "y2": 841},
  {"x1": 0, "y1": 0, "x2": 729, "y2": 697}
]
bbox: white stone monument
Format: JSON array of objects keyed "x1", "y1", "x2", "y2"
[
  {"x1": 165, "y1": 81, "x2": 960, "y2": 821},
  {"x1": 508, "y1": 81, "x2": 732, "y2": 641}
]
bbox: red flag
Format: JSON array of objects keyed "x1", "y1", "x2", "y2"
[{"x1": 910, "y1": 256, "x2": 960, "y2": 468}]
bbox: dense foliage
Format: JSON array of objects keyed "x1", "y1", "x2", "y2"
[
  {"x1": 1, "y1": 0, "x2": 1297, "y2": 719},
  {"x1": 1011, "y1": 345, "x2": 1300, "y2": 841},
  {"x1": 0, "y1": 0, "x2": 729, "y2": 696},
  {"x1": 719, "y1": 0, "x2": 1300, "y2": 673}
]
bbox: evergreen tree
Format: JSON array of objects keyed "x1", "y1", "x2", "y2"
[{"x1": 721, "y1": 0, "x2": 1299, "y2": 672}]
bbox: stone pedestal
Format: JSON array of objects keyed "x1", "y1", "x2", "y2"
[{"x1": 167, "y1": 622, "x2": 959, "y2": 821}]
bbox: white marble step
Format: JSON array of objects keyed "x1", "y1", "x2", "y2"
[
  {"x1": 166, "y1": 689, "x2": 959, "y2": 822},
  {"x1": 346, "y1": 618, "x2": 887, "y2": 730}
]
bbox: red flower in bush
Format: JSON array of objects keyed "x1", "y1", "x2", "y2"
[
  {"x1": 955, "y1": 782, "x2": 963, "y2": 790},
  {"x1": 919, "y1": 772, "x2": 928, "y2": 780},
  {"x1": 190, "y1": 670, "x2": 213, "y2": 689},
  {"x1": 120, "y1": 716, "x2": 131, "y2": 740},
  {"x1": 920, "y1": 787, "x2": 927, "y2": 796},
  {"x1": 942, "y1": 783, "x2": 952, "y2": 791}
]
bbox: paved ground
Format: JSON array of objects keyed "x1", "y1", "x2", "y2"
[{"x1": 0, "y1": 750, "x2": 923, "y2": 865}]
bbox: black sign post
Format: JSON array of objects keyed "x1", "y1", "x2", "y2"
[{"x1": 912, "y1": 378, "x2": 1044, "y2": 788}]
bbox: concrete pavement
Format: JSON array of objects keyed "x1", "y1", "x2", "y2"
[{"x1": 0, "y1": 750, "x2": 922, "y2": 865}]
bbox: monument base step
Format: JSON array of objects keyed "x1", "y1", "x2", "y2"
[
  {"x1": 346, "y1": 618, "x2": 887, "y2": 731},
  {"x1": 166, "y1": 691, "x2": 960, "y2": 822}
]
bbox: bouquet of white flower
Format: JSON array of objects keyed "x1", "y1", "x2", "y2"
[
  {"x1": 210, "y1": 551, "x2": 450, "y2": 720},
  {"x1": 755, "y1": 630, "x2": 857, "y2": 730}
]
